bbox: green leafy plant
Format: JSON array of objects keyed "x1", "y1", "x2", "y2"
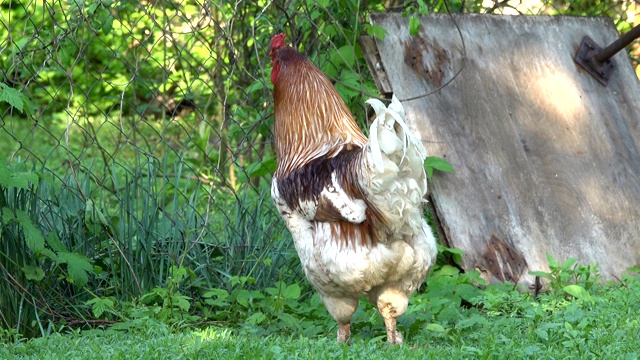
[
  {"x1": 529, "y1": 253, "x2": 599, "y2": 303},
  {"x1": 396, "y1": 256, "x2": 488, "y2": 340},
  {"x1": 137, "y1": 266, "x2": 198, "y2": 324}
]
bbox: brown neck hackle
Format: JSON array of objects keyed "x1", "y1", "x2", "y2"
[{"x1": 271, "y1": 46, "x2": 367, "y2": 177}]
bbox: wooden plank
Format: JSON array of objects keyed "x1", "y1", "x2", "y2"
[
  {"x1": 369, "y1": 14, "x2": 640, "y2": 287},
  {"x1": 358, "y1": 35, "x2": 393, "y2": 95}
]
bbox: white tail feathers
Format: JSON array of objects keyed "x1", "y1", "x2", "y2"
[
  {"x1": 365, "y1": 96, "x2": 427, "y2": 174},
  {"x1": 363, "y1": 95, "x2": 429, "y2": 237}
]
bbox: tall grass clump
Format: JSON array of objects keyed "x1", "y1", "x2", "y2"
[
  {"x1": 0, "y1": 163, "x2": 42, "y2": 338},
  {"x1": 0, "y1": 157, "x2": 299, "y2": 338},
  {"x1": 0, "y1": 163, "x2": 97, "y2": 338}
]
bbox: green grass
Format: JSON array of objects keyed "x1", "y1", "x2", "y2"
[{"x1": 2, "y1": 270, "x2": 639, "y2": 359}]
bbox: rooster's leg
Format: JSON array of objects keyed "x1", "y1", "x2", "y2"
[
  {"x1": 380, "y1": 307, "x2": 404, "y2": 344},
  {"x1": 321, "y1": 295, "x2": 358, "y2": 344},
  {"x1": 337, "y1": 323, "x2": 351, "y2": 343},
  {"x1": 375, "y1": 289, "x2": 407, "y2": 345}
]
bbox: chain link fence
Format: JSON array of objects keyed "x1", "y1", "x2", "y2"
[{"x1": 0, "y1": 0, "x2": 638, "y2": 335}]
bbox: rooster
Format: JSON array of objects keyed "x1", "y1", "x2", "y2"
[{"x1": 269, "y1": 33, "x2": 437, "y2": 344}]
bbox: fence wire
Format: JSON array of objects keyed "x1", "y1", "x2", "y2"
[{"x1": 0, "y1": 0, "x2": 638, "y2": 335}]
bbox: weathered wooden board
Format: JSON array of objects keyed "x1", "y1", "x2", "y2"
[{"x1": 368, "y1": 14, "x2": 640, "y2": 287}]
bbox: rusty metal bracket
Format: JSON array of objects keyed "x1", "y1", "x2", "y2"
[
  {"x1": 574, "y1": 25, "x2": 640, "y2": 86},
  {"x1": 574, "y1": 36, "x2": 616, "y2": 86}
]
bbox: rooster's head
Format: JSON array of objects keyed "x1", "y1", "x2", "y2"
[{"x1": 269, "y1": 33, "x2": 304, "y2": 85}]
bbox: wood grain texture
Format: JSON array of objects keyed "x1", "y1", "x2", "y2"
[{"x1": 369, "y1": 13, "x2": 640, "y2": 286}]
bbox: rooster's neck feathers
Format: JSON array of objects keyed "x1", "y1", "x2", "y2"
[{"x1": 272, "y1": 47, "x2": 367, "y2": 176}]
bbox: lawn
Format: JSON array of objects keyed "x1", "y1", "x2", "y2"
[{"x1": 2, "y1": 268, "x2": 639, "y2": 360}]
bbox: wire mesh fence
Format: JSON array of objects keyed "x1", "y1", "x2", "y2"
[{"x1": 0, "y1": 0, "x2": 638, "y2": 335}]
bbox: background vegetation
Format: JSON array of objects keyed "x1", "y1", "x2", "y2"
[{"x1": 0, "y1": 0, "x2": 638, "y2": 348}]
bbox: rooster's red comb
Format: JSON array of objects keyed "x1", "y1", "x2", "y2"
[{"x1": 271, "y1": 33, "x2": 286, "y2": 50}]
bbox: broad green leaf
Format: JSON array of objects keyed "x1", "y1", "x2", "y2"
[
  {"x1": 88, "y1": 2, "x2": 99, "y2": 14},
  {"x1": 39, "y1": 248, "x2": 56, "y2": 260},
  {"x1": 424, "y1": 156, "x2": 454, "y2": 178},
  {"x1": 0, "y1": 165, "x2": 38, "y2": 189},
  {"x1": 204, "y1": 288, "x2": 229, "y2": 300},
  {"x1": 158, "y1": 308, "x2": 171, "y2": 321},
  {"x1": 22, "y1": 265, "x2": 45, "y2": 281},
  {"x1": 93, "y1": 301, "x2": 106, "y2": 318},
  {"x1": 236, "y1": 289, "x2": 251, "y2": 307},
  {"x1": 205, "y1": 297, "x2": 230, "y2": 308},
  {"x1": 282, "y1": 283, "x2": 301, "y2": 300},
  {"x1": 13, "y1": 36, "x2": 31, "y2": 52},
  {"x1": 0, "y1": 165, "x2": 10, "y2": 186},
  {"x1": 85, "y1": 199, "x2": 109, "y2": 227},
  {"x1": 425, "y1": 323, "x2": 445, "y2": 333},
  {"x1": 409, "y1": 16, "x2": 421, "y2": 36},
  {"x1": 418, "y1": 1, "x2": 430, "y2": 14},
  {"x1": 335, "y1": 71, "x2": 361, "y2": 101},
  {"x1": 365, "y1": 24, "x2": 387, "y2": 41},
  {"x1": 57, "y1": 251, "x2": 94, "y2": 287},
  {"x1": 310, "y1": 9, "x2": 322, "y2": 21},
  {"x1": 561, "y1": 257, "x2": 578, "y2": 272},
  {"x1": 59, "y1": 40, "x2": 78, "y2": 68},
  {"x1": 230, "y1": 276, "x2": 242, "y2": 287},
  {"x1": 546, "y1": 253, "x2": 558, "y2": 268},
  {"x1": 535, "y1": 328, "x2": 549, "y2": 341},
  {"x1": 455, "y1": 315, "x2": 486, "y2": 329},
  {"x1": 437, "y1": 244, "x2": 464, "y2": 265},
  {"x1": 170, "y1": 266, "x2": 188, "y2": 282},
  {"x1": 435, "y1": 264, "x2": 460, "y2": 277},
  {"x1": 627, "y1": 265, "x2": 640, "y2": 274},
  {"x1": 46, "y1": 231, "x2": 67, "y2": 253},
  {"x1": 264, "y1": 286, "x2": 279, "y2": 296},
  {"x1": 245, "y1": 312, "x2": 266, "y2": 325},
  {"x1": 251, "y1": 290, "x2": 265, "y2": 300},
  {"x1": 204, "y1": 289, "x2": 230, "y2": 307},
  {"x1": 173, "y1": 294, "x2": 191, "y2": 311},
  {"x1": 16, "y1": 210, "x2": 45, "y2": 254},
  {"x1": 140, "y1": 288, "x2": 164, "y2": 304},
  {"x1": 455, "y1": 283, "x2": 482, "y2": 302},
  {"x1": 437, "y1": 245, "x2": 464, "y2": 255},
  {"x1": 277, "y1": 312, "x2": 301, "y2": 331},
  {"x1": 323, "y1": 24, "x2": 339, "y2": 39},
  {"x1": 1, "y1": 207, "x2": 12, "y2": 225},
  {"x1": 0, "y1": 82, "x2": 26, "y2": 113},
  {"x1": 323, "y1": 45, "x2": 356, "y2": 77},
  {"x1": 86, "y1": 297, "x2": 113, "y2": 318},
  {"x1": 12, "y1": 170, "x2": 38, "y2": 189},
  {"x1": 101, "y1": 14, "x2": 114, "y2": 35},
  {"x1": 564, "y1": 284, "x2": 593, "y2": 303},
  {"x1": 335, "y1": 45, "x2": 356, "y2": 68},
  {"x1": 245, "y1": 79, "x2": 265, "y2": 95}
]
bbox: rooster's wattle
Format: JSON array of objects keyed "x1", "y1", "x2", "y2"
[{"x1": 269, "y1": 33, "x2": 437, "y2": 344}]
